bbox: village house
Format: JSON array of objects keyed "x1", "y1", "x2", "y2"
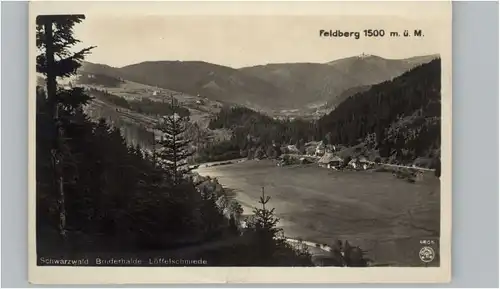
[
  {"x1": 348, "y1": 158, "x2": 360, "y2": 169},
  {"x1": 305, "y1": 145, "x2": 316, "y2": 156},
  {"x1": 348, "y1": 156, "x2": 372, "y2": 170},
  {"x1": 315, "y1": 148, "x2": 325, "y2": 157},
  {"x1": 315, "y1": 140, "x2": 337, "y2": 157},
  {"x1": 195, "y1": 94, "x2": 205, "y2": 105},
  {"x1": 318, "y1": 152, "x2": 343, "y2": 170},
  {"x1": 286, "y1": 144, "x2": 301, "y2": 154},
  {"x1": 358, "y1": 156, "x2": 369, "y2": 169},
  {"x1": 315, "y1": 141, "x2": 326, "y2": 156}
]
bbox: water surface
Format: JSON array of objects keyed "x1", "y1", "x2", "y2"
[{"x1": 196, "y1": 160, "x2": 440, "y2": 266}]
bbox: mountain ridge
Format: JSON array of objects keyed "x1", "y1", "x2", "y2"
[
  {"x1": 79, "y1": 54, "x2": 439, "y2": 112},
  {"x1": 240, "y1": 54, "x2": 439, "y2": 110}
]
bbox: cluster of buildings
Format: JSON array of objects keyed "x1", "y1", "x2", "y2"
[
  {"x1": 313, "y1": 141, "x2": 374, "y2": 170},
  {"x1": 317, "y1": 153, "x2": 373, "y2": 170},
  {"x1": 276, "y1": 140, "x2": 374, "y2": 171},
  {"x1": 313, "y1": 141, "x2": 336, "y2": 157}
]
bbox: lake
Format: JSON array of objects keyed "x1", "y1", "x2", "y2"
[{"x1": 195, "y1": 159, "x2": 441, "y2": 266}]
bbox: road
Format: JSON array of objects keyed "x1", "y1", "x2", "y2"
[
  {"x1": 375, "y1": 162, "x2": 435, "y2": 172},
  {"x1": 195, "y1": 155, "x2": 435, "y2": 172}
]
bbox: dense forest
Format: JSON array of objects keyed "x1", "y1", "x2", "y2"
[
  {"x1": 201, "y1": 59, "x2": 441, "y2": 167},
  {"x1": 316, "y1": 59, "x2": 441, "y2": 162},
  {"x1": 37, "y1": 14, "x2": 376, "y2": 267},
  {"x1": 197, "y1": 106, "x2": 315, "y2": 162}
]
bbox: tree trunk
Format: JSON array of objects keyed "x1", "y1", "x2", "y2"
[{"x1": 44, "y1": 20, "x2": 67, "y2": 239}]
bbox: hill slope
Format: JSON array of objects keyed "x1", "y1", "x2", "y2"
[
  {"x1": 316, "y1": 58, "x2": 441, "y2": 164},
  {"x1": 203, "y1": 58, "x2": 442, "y2": 166},
  {"x1": 80, "y1": 61, "x2": 287, "y2": 111},
  {"x1": 79, "y1": 54, "x2": 438, "y2": 112},
  {"x1": 240, "y1": 54, "x2": 439, "y2": 109},
  {"x1": 72, "y1": 73, "x2": 232, "y2": 152}
]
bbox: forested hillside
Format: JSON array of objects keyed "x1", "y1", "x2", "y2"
[
  {"x1": 239, "y1": 54, "x2": 438, "y2": 109},
  {"x1": 316, "y1": 58, "x2": 441, "y2": 163},
  {"x1": 203, "y1": 59, "x2": 441, "y2": 166},
  {"x1": 197, "y1": 106, "x2": 315, "y2": 162},
  {"x1": 35, "y1": 14, "x2": 323, "y2": 267}
]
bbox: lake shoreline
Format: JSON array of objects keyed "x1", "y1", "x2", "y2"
[
  {"x1": 194, "y1": 160, "x2": 336, "y2": 258},
  {"x1": 194, "y1": 154, "x2": 436, "y2": 173},
  {"x1": 194, "y1": 159, "x2": 440, "y2": 266},
  {"x1": 195, "y1": 158, "x2": 248, "y2": 169}
]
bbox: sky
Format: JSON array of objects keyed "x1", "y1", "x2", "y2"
[{"x1": 71, "y1": 14, "x2": 447, "y2": 69}]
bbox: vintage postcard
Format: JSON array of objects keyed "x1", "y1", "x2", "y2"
[{"x1": 28, "y1": 0, "x2": 452, "y2": 284}]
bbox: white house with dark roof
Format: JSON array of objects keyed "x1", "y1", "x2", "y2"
[{"x1": 318, "y1": 152, "x2": 343, "y2": 169}]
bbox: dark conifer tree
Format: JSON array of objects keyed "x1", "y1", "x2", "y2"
[
  {"x1": 245, "y1": 187, "x2": 283, "y2": 262},
  {"x1": 36, "y1": 15, "x2": 95, "y2": 238},
  {"x1": 156, "y1": 95, "x2": 195, "y2": 186}
]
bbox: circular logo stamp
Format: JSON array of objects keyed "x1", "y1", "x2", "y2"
[{"x1": 419, "y1": 246, "x2": 435, "y2": 263}]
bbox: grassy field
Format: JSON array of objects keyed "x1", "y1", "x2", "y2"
[
  {"x1": 195, "y1": 160, "x2": 441, "y2": 266},
  {"x1": 80, "y1": 79, "x2": 223, "y2": 128}
]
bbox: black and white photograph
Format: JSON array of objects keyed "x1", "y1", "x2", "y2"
[{"x1": 29, "y1": 1, "x2": 452, "y2": 284}]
